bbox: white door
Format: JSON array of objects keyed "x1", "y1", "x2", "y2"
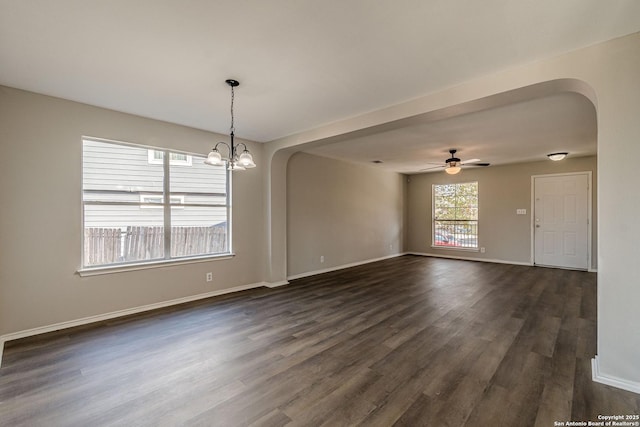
[{"x1": 534, "y1": 173, "x2": 590, "y2": 270}]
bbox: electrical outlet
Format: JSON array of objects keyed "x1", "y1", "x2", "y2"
[
  {"x1": 516, "y1": 209, "x2": 527, "y2": 215},
  {"x1": 480, "y1": 247, "x2": 486, "y2": 253},
  {"x1": 320, "y1": 256, "x2": 325, "y2": 263},
  {"x1": 206, "y1": 272, "x2": 213, "y2": 282}
]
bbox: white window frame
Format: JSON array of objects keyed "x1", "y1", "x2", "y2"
[
  {"x1": 80, "y1": 137, "x2": 231, "y2": 274},
  {"x1": 432, "y1": 181, "x2": 479, "y2": 251}
]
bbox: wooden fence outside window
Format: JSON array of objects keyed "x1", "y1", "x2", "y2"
[{"x1": 84, "y1": 225, "x2": 227, "y2": 266}]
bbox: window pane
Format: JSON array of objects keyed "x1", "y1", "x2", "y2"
[
  {"x1": 435, "y1": 196, "x2": 454, "y2": 208},
  {"x1": 435, "y1": 207, "x2": 455, "y2": 220},
  {"x1": 454, "y1": 207, "x2": 477, "y2": 220},
  {"x1": 171, "y1": 207, "x2": 228, "y2": 257},
  {"x1": 84, "y1": 206, "x2": 164, "y2": 266},
  {"x1": 83, "y1": 140, "x2": 163, "y2": 202},
  {"x1": 83, "y1": 140, "x2": 166, "y2": 266},
  {"x1": 170, "y1": 153, "x2": 227, "y2": 205},
  {"x1": 434, "y1": 184, "x2": 455, "y2": 197}
]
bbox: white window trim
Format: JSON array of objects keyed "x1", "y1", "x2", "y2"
[
  {"x1": 82, "y1": 136, "x2": 231, "y2": 270},
  {"x1": 432, "y1": 181, "x2": 479, "y2": 250},
  {"x1": 429, "y1": 244, "x2": 480, "y2": 252},
  {"x1": 77, "y1": 253, "x2": 236, "y2": 276}
]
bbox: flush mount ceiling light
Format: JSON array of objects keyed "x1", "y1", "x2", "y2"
[
  {"x1": 205, "y1": 79, "x2": 256, "y2": 170},
  {"x1": 547, "y1": 152, "x2": 568, "y2": 161}
]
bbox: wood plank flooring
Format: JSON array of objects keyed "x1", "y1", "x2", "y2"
[{"x1": 1, "y1": 256, "x2": 638, "y2": 426}]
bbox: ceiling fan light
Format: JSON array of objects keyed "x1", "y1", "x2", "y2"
[
  {"x1": 445, "y1": 165, "x2": 461, "y2": 175},
  {"x1": 547, "y1": 152, "x2": 568, "y2": 161}
]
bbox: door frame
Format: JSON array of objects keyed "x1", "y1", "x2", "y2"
[{"x1": 530, "y1": 171, "x2": 593, "y2": 270}]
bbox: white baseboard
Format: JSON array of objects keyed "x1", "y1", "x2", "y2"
[
  {"x1": 265, "y1": 280, "x2": 290, "y2": 288},
  {"x1": 408, "y1": 251, "x2": 532, "y2": 266},
  {"x1": 1, "y1": 254, "x2": 405, "y2": 365},
  {"x1": 287, "y1": 253, "x2": 407, "y2": 281},
  {"x1": 592, "y1": 356, "x2": 640, "y2": 395},
  {"x1": 0, "y1": 281, "x2": 266, "y2": 368}
]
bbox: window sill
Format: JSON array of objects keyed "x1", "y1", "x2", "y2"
[
  {"x1": 77, "y1": 253, "x2": 235, "y2": 277},
  {"x1": 431, "y1": 246, "x2": 479, "y2": 252}
]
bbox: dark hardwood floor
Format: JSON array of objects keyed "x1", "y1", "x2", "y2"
[{"x1": 1, "y1": 256, "x2": 638, "y2": 426}]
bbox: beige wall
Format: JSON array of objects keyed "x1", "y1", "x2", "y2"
[
  {"x1": 0, "y1": 86, "x2": 265, "y2": 336},
  {"x1": 287, "y1": 153, "x2": 404, "y2": 277},
  {"x1": 264, "y1": 33, "x2": 640, "y2": 389},
  {"x1": 2, "y1": 33, "x2": 639, "y2": 392},
  {"x1": 406, "y1": 156, "x2": 597, "y2": 269}
]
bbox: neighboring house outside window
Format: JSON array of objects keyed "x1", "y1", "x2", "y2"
[
  {"x1": 433, "y1": 182, "x2": 478, "y2": 249},
  {"x1": 139, "y1": 194, "x2": 185, "y2": 209},
  {"x1": 148, "y1": 149, "x2": 192, "y2": 166},
  {"x1": 82, "y1": 138, "x2": 229, "y2": 268}
]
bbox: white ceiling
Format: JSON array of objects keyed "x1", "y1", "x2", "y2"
[
  {"x1": 307, "y1": 92, "x2": 597, "y2": 173},
  {"x1": 1, "y1": 1, "x2": 638, "y2": 170}
]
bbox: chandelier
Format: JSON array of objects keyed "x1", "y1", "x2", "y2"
[{"x1": 205, "y1": 79, "x2": 256, "y2": 170}]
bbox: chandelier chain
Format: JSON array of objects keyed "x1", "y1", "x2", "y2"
[{"x1": 230, "y1": 85, "x2": 235, "y2": 134}]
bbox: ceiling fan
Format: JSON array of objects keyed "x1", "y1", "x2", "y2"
[{"x1": 421, "y1": 149, "x2": 490, "y2": 174}]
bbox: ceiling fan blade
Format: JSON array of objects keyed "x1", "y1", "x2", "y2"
[
  {"x1": 462, "y1": 162, "x2": 491, "y2": 168},
  {"x1": 419, "y1": 165, "x2": 445, "y2": 171},
  {"x1": 460, "y1": 158, "x2": 481, "y2": 165}
]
